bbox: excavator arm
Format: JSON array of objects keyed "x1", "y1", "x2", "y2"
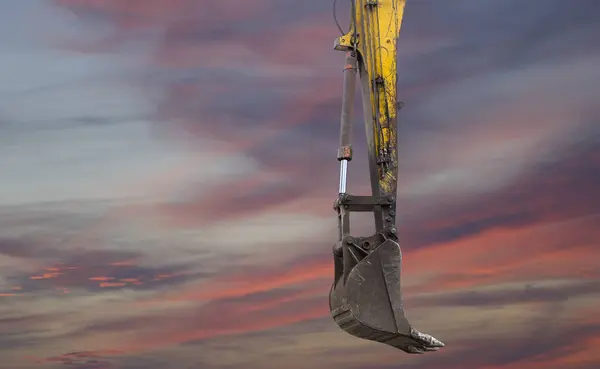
[{"x1": 329, "y1": 0, "x2": 445, "y2": 353}]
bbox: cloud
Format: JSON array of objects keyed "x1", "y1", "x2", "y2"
[
  {"x1": 21, "y1": 214, "x2": 593, "y2": 362},
  {"x1": 41, "y1": 350, "x2": 122, "y2": 368},
  {"x1": 412, "y1": 280, "x2": 600, "y2": 308},
  {"x1": 52, "y1": 0, "x2": 600, "y2": 235},
  {"x1": 1, "y1": 0, "x2": 597, "y2": 368},
  {"x1": 0, "y1": 234, "x2": 204, "y2": 297},
  {"x1": 398, "y1": 138, "x2": 600, "y2": 250}
]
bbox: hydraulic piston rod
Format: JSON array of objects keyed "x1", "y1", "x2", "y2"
[{"x1": 337, "y1": 52, "x2": 358, "y2": 195}]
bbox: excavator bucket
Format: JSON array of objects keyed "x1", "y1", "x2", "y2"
[{"x1": 329, "y1": 233, "x2": 444, "y2": 353}]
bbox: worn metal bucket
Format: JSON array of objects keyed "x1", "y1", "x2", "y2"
[{"x1": 329, "y1": 236, "x2": 444, "y2": 353}]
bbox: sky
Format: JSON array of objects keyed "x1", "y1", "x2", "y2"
[{"x1": 0, "y1": 0, "x2": 599, "y2": 368}]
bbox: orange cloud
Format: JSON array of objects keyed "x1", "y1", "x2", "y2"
[
  {"x1": 403, "y1": 215, "x2": 600, "y2": 292},
  {"x1": 141, "y1": 215, "x2": 598, "y2": 310},
  {"x1": 29, "y1": 272, "x2": 61, "y2": 280},
  {"x1": 114, "y1": 299, "x2": 327, "y2": 355},
  {"x1": 476, "y1": 333, "x2": 600, "y2": 369},
  {"x1": 140, "y1": 259, "x2": 330, "y2": 305},
  {"x1": 99, "y1": 282, "x2": 127, "y2": 288},
  {"x1": 99, "y1": 215, "x2": 597, "y2": 361},
  {"x1": 89, "y1": 276, "x2": 115, "y2": 281}
]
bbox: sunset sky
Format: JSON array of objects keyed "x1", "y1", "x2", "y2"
[{"x1": 1, "y1": 0, "x2": 599, "y2": 368}]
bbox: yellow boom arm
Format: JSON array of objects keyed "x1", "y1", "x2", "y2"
[{"x1": 336, "y1": 0, "x2": 403, "y2": 198}]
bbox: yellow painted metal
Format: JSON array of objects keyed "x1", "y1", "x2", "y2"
[{"x1": 334, "y1": 0, "x2": 406, "y2": 195}]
